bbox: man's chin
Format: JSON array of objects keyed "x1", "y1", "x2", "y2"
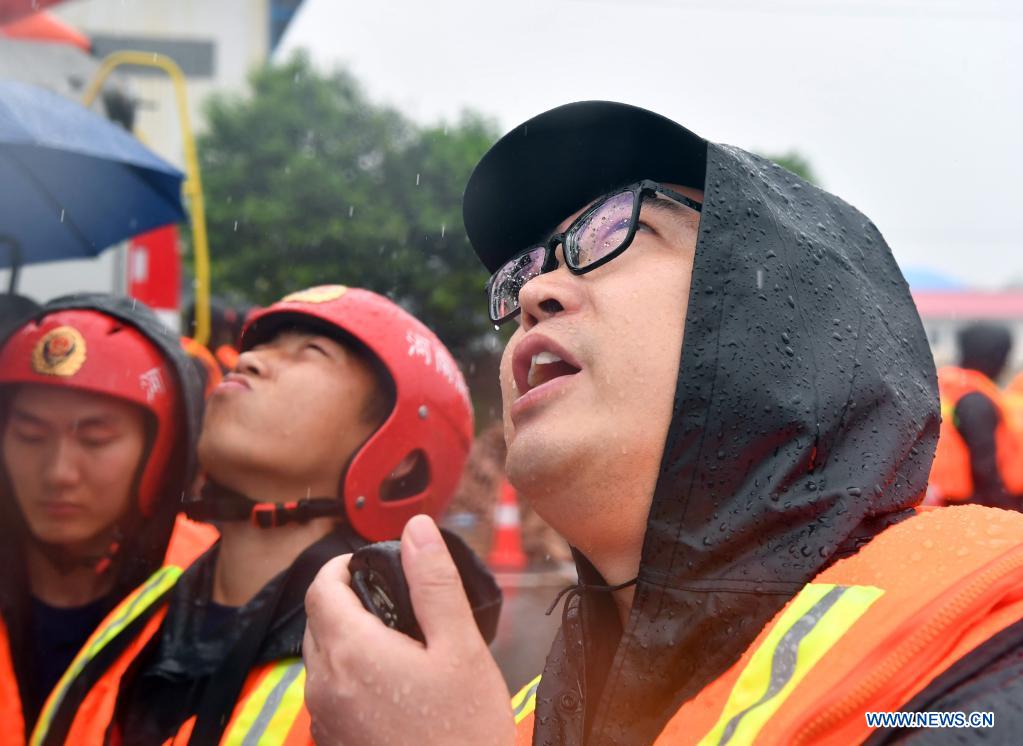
[
  {"x1": 505, "y1": 426, "x2": 580, "y2": 496},
  {"x1": 197, "y1": 418, "x2": 255, "y2": 471}
]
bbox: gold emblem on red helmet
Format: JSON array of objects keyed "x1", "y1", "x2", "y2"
[
  {"x1": 281, "y1": 285, "x2": 348, "y2": 304},
  {"x1": 31, "y1": 326, "x2": 87, "y2": 377}
]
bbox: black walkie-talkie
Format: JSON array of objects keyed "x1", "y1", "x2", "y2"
[{"x1": 349, "y1": 528, "x2": 503, "y2": 644}]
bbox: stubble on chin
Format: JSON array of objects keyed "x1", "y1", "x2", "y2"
[{"x1": 503, "y1": 423, "x2": 583, "y2": 518}]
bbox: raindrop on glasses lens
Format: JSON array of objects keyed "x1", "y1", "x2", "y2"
[
  {"x1": 491, "y1": 247, "x2": 546, "y2": 321},
  {"x1": 569, "y1": 191, "x2": 636, "y2": 268}
]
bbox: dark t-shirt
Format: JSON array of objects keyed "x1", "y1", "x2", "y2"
[{"x1": 27, "y1": 594, "x2": 109, "y2": 725}]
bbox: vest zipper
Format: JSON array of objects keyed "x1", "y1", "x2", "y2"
[{"x1": 789, "y1": 542, "x2": 1023, "y2": 744}]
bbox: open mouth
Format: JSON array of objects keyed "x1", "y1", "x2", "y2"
[
  {"x1": 526, "y1": 351, "x2": 581, "y2": 391},
  {"x1": 512, "y1": 335, "x2": 583, "y2": 396}
]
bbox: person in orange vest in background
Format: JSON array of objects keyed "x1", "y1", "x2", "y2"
[
  {"x1": 185, "y1": 296, "x2": 253, "y2": 374},
  {"x1": 1005, "y1": 367, "x2": 1023, "y2": 440},
  {"x1": 32, "y1": 285, "x2": 474, "y2": 745},
  {"x1": 302, "y1": 102, "x2": 1023, "y2": 745},
  {"x1": 0, "y1": 294, "x2": 214, "y2": 743},
  {"x1": 180, "y1": 335, "x2": 224, "y2": 399},
  {"x1": 929, "y1": 322, "x2": 1023, "y2": 509}
]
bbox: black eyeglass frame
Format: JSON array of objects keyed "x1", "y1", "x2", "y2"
[{"x1": 485, "y1": 179, "x2": 703, "y2": 325}]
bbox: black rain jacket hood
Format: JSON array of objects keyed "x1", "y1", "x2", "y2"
[{"x1": 463, "y1": 102, "x2": 940, "y2": 745}]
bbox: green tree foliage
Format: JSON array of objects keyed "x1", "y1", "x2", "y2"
[
  {"x1": 198, "y1": 52, "x2": 500, "y2": 356},
  {"x1": 757, "y1": 150, "x2": 820, "y2": 185}
]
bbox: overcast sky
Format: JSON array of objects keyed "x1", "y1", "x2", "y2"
[{"x1": 278, "y1": 0, "x2": 1022, "y2": 289}]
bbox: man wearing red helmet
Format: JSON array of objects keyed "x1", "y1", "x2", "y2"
[
  {"x1": 32, "y1": 285, "x2": 473, "y2": 745},
  {"x1": 0, "y1": 294, "x2": 210, "y2": 742}
]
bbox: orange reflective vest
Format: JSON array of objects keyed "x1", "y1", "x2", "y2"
[
  {"x1": 513, "y1": 505, "x2": 1023, "y2": 745},
  {"x1": 163, "y1": 514, "x2": 219, "y2": 569},
  {"x1": 0, "y1": 515, "x2": 216, "y2": 746},
  {"x1": 30, "y1": 539, "x2": 310, "y2": 745},
  {"x1": 1009, "y1": 371, "x2": 1023, "y2": 396},
  {"x1": 0, "y1": 623, "x2": 25, "y2": 746},
  {"x1": 928, "y1": 366, "x2": 1023, "y2": 501},
  {"x1": 161, "y1": 660, "x2": 311, "y2": 745},
  {"x1": 1005, "y1": 372, "x2": 1023, "y2": 438},
  {"x1": 32, "y1": 598, "x2": 312, "y2": 745}
]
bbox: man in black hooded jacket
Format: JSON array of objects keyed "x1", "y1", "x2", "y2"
[{"x1": 303, "y1": 102, "x2": 1023, "y2": 745}]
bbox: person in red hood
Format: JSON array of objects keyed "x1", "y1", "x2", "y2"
[
  {"x1": 0, "y1": 294, "x2": 212, "y2": 741},
  {"x1": 303, "y1": 102, "x2": 1023, "y2": 745}
]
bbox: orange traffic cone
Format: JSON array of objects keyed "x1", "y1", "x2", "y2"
[{"x1": 488, "y1": 479, "x2": 527, "y2": 571}]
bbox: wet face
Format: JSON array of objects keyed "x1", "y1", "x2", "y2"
[
  {"x1": 198, "y1": 328, "x2": 383, "y2": 496},
  {"x1": 500, "y1": 184, "x2": 702, "y2": 559},
  {"x1": 2, "y1": 385, "x2": 146, "y2": 550}
]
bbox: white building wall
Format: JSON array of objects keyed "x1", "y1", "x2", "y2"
[
  {"x1": 7, "y1": 0, "x2": 271, "y2": 309},
  {"x1": 54, "y1": 0, "x2": 271, "y2": 168}
]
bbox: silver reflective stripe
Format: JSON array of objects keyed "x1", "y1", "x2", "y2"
[
  {"x1": 718, "y1": 585, "x2": 849, "y2": 746},
  {"x1": 85, "y1": 567, "x2": 173, "y2": 657},
  {"x1": 512, "y1": 679, "x2": 541, "y2": 720},
  {"x1": 240, "y1": 661, "x2": 304, "y2": 746}
]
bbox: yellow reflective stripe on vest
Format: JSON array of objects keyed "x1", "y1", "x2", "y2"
[
  {"x1": 511, "y1": 674, "x2": 541, "y2": 725},
  {"x1": 30, "y1": 564, "x2": 181, "y2": 746},
  {"x1": 698, "y1": 583, "x2": 883, "y2": 746},
  {"x1": 224, "y1": 659, "x2": 306, "y2": 746}
]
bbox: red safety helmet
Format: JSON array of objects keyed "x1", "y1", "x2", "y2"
[
  {"x1": 0, "y1": 309, "x2": 181, "y2": 516},
  {"x1": 239, "y1": 285, "x2": 474, "y2": 542}
]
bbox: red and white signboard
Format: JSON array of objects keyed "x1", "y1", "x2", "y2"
[{"x1": 127, "y1": 224, "x2": 181, "y2": 328}]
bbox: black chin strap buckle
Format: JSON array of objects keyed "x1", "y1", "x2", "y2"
[
  {"x1": 251, "y1": 501, "x2": 298, "y2": 529},
  {"x1": 186, "y1": 481, "x2": 344, "y2": 528},
  {"x1": 250, "y1": 498, "x2": 343, "y2": 529}
]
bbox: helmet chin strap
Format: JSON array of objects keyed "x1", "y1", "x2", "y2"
[
  {"x1": 184, "y1": 479, "x2": 345, "y2": 529},
  {"x1": 28, "y1": 526, "x2": 123, "y2": 577}
]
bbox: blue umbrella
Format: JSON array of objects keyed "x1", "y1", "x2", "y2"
[{"x1": 0, "y1": 81, "x2": 185, "y2": 288}]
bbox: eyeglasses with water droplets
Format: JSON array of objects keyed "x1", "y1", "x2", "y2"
[{"x1": 485, "y1": 180, "x2": 702, "y2": 325}]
